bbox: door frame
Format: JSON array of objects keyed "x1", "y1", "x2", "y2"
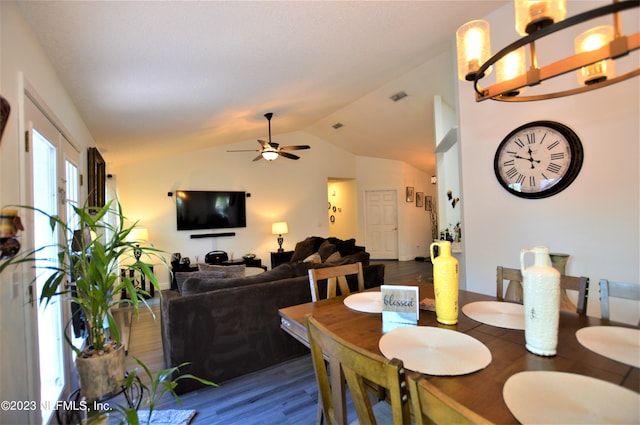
[{"x1": 23, "y1": 84, "x2": 81, "y2": 424}]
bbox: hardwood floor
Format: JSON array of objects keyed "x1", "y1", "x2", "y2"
[{"x1": 113, "y1": 260, "x2": 432, "y2": 424}]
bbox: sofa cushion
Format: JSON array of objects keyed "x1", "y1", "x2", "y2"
[
  {"x1": 175, "y1": 270, "x2": 226, "y2": 293},
  {"x1": 197, "y1": 263, "x2": 246, "y2": 278},
  {"x1": 317, "y1": 240, "x2": 337, "y2": 261},
  {"x1": 182, "y1": 263, "x2": 295, "y2": 295},
  {"x1": 330, "y1": 238, "x2": 358, "y2": 256},
  {"x1": 290, "y1": 238, "x2": 316, "y2": 262},
  {"x1": 303, "y1": 253, "x2": 322, "y2": 264},
  {"x1": 325, "y1": 251, "x2": 342, "y2": 263}
]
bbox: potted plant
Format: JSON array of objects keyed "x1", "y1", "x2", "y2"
[
  {"x1": 1, "y1": 199, "x2": 167, "y2": 401},
  {"x1": 100, "y1": 358, "x2": 216, "y2": 425}
]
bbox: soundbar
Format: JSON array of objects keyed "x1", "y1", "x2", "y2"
[{"x1": 190, "y1": 232, "x2": 236, "y2": 239}]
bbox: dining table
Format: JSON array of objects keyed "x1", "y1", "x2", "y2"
[{"x1": 278, "y1": 279, "x2": 639, "y2": 424}]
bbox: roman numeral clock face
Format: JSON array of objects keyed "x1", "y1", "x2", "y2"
[{"x1": 494, "y1": 121, "x2": 584, "y2": 199}]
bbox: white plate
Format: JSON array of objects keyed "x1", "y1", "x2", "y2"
[
  {"x1": 462, "y1": 301, "x2": 525, "y2": 330},
  {"x1": 576, "y1": 326, "x2": 640, "y2": 368},
  {"x1": 504, "y1": 371, "x2": 640, "y2": 424},
  {"x1": 343, "y1": 292, "x2": 382, "y2": 313},
  {"x1": 378, "y1": 326, "x2": 491, "y2": 376}
]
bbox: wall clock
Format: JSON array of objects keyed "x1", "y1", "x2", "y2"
[{"x1": 494, "y1": 121, "x2": 584, "y2": 199}]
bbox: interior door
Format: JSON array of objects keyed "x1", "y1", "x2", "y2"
[{"x1": 364, "y1": 190, "x2": 398, "y2": 260}]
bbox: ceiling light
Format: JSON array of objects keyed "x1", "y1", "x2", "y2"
[
  {"x1": 390, "y1": 91, "x2": 408, "y2": 102},
  {"x1": 261, "y1": 148, "x2": 279, "y2": 161},
  {"x1": 457, "y1": 0, "x2": 639, "y2": 102}
]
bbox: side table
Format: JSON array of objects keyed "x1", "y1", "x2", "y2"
[
  {"x1": 271, "y1": 250, "x2": 294, "y2": 269},
  {"x1": 120, "y1": 265, "x2": 154, "y2": 299},
  {"x1": 221, "y1": 257, "x2": 265, "y2": 269}
]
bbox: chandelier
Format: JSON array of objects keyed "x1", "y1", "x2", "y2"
[{"x1": 456, "y1": 0, "x2": 639, "y2": 102}]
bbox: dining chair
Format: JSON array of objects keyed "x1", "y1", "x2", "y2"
[
  {"x1": 308, "y1": 262, "x2": 365, "y2": 302},
  {"x1": 407, "y1": 374, "x2": 493, "y2": 425},
  {"x1": 496, "y1": 266, "x2": 589, "y2": 316},
  {"x1": 599, "y1": 279, "x2": 640, "y2": 323},
  {"x1": 305, "y1": 314, "x2": 411, "y2": 425}
]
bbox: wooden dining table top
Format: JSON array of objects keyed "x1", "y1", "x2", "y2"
[{"x1": 278, "y1": 279, "x2": 639, "y2": 424}]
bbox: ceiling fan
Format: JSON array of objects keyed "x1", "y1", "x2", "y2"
[{"x1": 228, "y1": 112, "x2": 311, "y2": 161}]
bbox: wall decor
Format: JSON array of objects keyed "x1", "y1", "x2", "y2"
[
  {"x1": 0, "y1": 96, "x2": 10, "y2": 144},
  {"x1": 494, "y1": 121, "x2": 584, "y2": 199},
  {"x1": 406, "y1": 187, "x2": 414, "y2": 203},
  {"x1": 330, "y1": 215, "x2": 335, "y2": 223},
  {"x1": 425, "y1": 196, "x2": 433, "y2": 212},
  {"x1": 87, "y1": 147, "x2": 106, "y2": 208},
  {"x1": 416, "y1": 192, "x2": 424, "y2": 208}
]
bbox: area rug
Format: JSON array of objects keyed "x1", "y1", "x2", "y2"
[{"x1": 136, "y1": 409, "x2": 197, "y2": 425}]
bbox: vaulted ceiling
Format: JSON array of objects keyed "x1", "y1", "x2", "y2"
[{"x1": 17, "y1": 1, "x2": 507, "y2": 171}]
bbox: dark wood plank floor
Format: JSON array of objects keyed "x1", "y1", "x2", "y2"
[{"x1": 112, "y1": 260, "x2": 432, "y2": 424}]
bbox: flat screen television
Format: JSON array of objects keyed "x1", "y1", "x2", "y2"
[{"x1": 176, "y1": 190, "x2": 246, "y2": 231}]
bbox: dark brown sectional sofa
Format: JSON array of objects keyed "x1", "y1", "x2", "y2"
[{"x1": 160, "y1": 237, "x2": 384, "y2": 393}]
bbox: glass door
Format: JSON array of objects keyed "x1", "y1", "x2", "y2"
[{"x1": 26, "y1": 95, "x2": 80, "y2": 424}]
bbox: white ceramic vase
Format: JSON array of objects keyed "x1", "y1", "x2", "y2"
[{"x1": 520, "y1": 246, "x2": 560, "y2": 356}]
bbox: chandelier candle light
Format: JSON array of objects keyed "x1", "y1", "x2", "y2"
[
  {"x1": 456, "y1": 0, "x2": 639, "y2": 102},
  {"x1": 272, "y1": 222, "x2": 288, "y2": 252}
]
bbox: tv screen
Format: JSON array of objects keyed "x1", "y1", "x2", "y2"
[{"x1": 176, "y1": 190, "x2": 247, "y2": 231}]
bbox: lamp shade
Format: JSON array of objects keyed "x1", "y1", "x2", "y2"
[
  {"x1": 575, "y1": 25, "x2": 615, "y2": 85},
  {"x1": 456, "y1": 20, "x2": 492, "y2": 81},
  {"x1": 272, "y1": 222, "x2": 288, "y2": 235},
  {"x1": 127, "y1": 228, "x2": 149, "y2": 244},
  {"x1": 515, "y1": 0, "x2": 566, "y2": 35}
]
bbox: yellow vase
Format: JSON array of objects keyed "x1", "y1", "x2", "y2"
[{"x1": 429, "y1": 241, "x2": 459, "y2": 325}]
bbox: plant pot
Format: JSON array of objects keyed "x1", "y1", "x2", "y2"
[{"x1": 76, "y1": 342, "x2": 125, "y2": 401}]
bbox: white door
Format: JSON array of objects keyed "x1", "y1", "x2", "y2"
[
  {"x1": 26, "y1": 94, "x2": 80, "y2": 424},
  {"x1": 364, "y1": 190, "x2": 398, "y2": 259}
]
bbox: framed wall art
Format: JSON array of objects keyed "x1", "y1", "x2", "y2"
[
  {"x1": 416, "y1": 192, "x2": 424, "y2": 208},
  {"x1": 406, "y1": 187, "x2": 414, "y2": 203},
  {"x1": 87, "y1": 147, "x2": 106, "y2": 208},
  {"x1": 425, "y1": 195, "x2": 433, "y2": 212}
]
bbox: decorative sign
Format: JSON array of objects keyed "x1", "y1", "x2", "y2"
[{"x1": 381, "y1": 285, "x2": 419, "y2": 329}]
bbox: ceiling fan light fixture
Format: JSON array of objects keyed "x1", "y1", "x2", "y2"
[{"x1": 262, "y1": 149, "x2": 279, "y2": 161}]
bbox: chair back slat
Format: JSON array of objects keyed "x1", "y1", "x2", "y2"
[
  {"x1": 497, "y1": 266, "x2": 589, "y2": 316},
  {"x1": 308, "y1": 262, "x2": 365, "y2": 302},
  {"x1": 408, "y1": 374, "x2": 494, "y2": 425},
  {"x1": 305, "y1": 315, "x2": 411, "y2": 425},
  {"x1": 599, "y1": 279, "x2": 640, "y2": 322}
]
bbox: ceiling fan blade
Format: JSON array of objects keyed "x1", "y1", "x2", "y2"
[
  {"x1": 228, "y1": 149, "x2": 259, "y2": 152},
  {"x1": 280, "y1": 145, "x2": 311, "y2": 151},
  {"x1": 258, "y1": 139, "x2": 271, "y2": 149},
  {"x1": 279, "y1": 151, "x2": 300, "y2": 160},
  {"x1": 252, "y1": 154, "x2": 263, "y2": 161}
]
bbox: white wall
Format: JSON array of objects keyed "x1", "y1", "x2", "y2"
[
  {"x1": 112, "y1": 131, "x2": 432, "y2": 281},
  {"x1": 328, "y1": 179, "x2": 358, "y2": 240},
  {"x1": 356, "y1": 156, "x2": 433, "y2": 261},
  {"x1": 0, "y1": 1, "x2": 95, "y2": 422},
  {"x1": 457, "y1": 2, "x2": 640, "y2": 324}
]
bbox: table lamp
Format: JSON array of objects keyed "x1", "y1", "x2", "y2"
[
  {"x1": 128, "y1": 228, "x2": 149, "y2": 261},
  {"x1": 271, "y1": 222, "x2": 288, "y2": 252}
]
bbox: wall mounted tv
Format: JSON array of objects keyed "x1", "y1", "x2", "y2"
[{"x1": 176, "y1": 190, "x2": 247, "y2": 231}]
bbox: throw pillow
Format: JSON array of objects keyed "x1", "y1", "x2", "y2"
[
  {"x1": 334, "y1": 238, "x2": 357, "y2": 256},
  {"x1": 324, "y1": 251, "x2": 342, "y2": 263},
  {"x1": 303, "y1": 252, "x2": 322, "y2": 264},
  {"x1": 290, "y1": 238, "x2": 316, "y2": 262},
  {"x1": 317, "y1": 240, "x2": 337, "y2": 261},
  {"x1": 194, "y1": 264, "x2": 246, "y2": 278}
]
